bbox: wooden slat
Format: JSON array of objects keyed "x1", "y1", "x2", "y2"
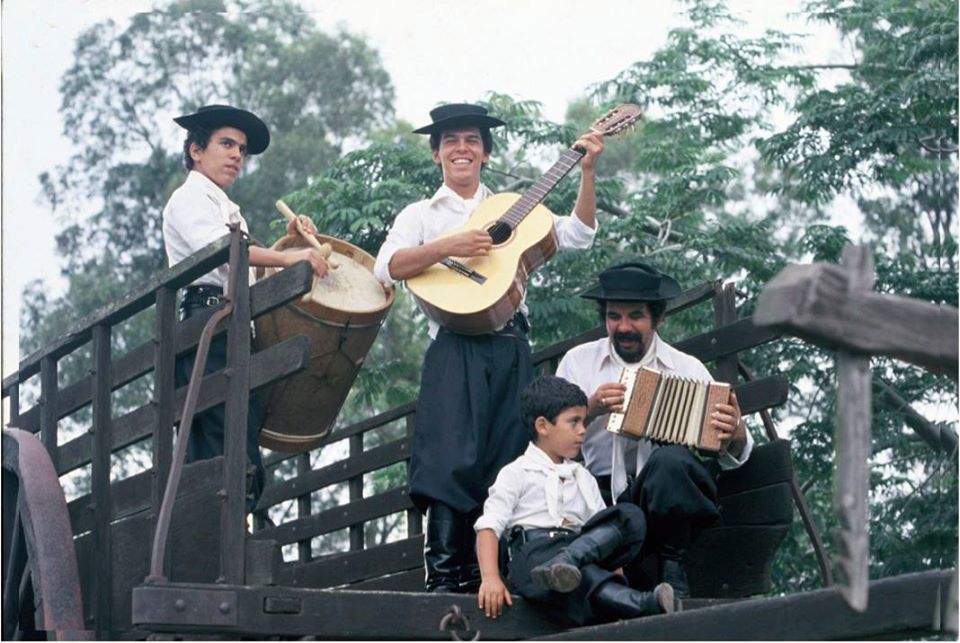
[
  {"x1": 221, "y1": 238, "x2": 251, "y2": 585},
  {"x1": 252, "y1": 487, "x2": 413, "y2": 546},
  {"x1": 14, "y1": 261, "x2": 313, "y2": 433},
  {"x1": 732, "y1": 377, "x2": 789, "y2": 416},
  {"x1": 4, "y1": 235, "x2": 232, "y2": 389},
  {"x1": 346, "y1": 569, "x2": 424, "y2": 592},
  {"x1": 90, "y1": 324, "x2": 114, "y2": 635},
  {"x1": 535, "y1": 570, "x2": 953, "y2": 640},
  {"x1": 280, "y1": 536, "x2": 424, "y2": 589},
  {"x1": 716, "y1": 439, "x2": 793, "y2": 497},
  {"x1": 755, "y1": 259, "x2": 958, "y2": 377},
  {"x1": 152, "y1": 286, "x2": 177, "y2": 582},
  {"x1": 712, "y1": 283, "x2": 740, "y2": 384},
  {"x1": 40, "y1": 357, "x2": 59, "y2": 471},
  {"x1": 714, "y1": 483, "x2": 794, "y2": 527},
  {"x1": 74, "y1": 458, "x2": 224, "y2": 634},
  {"x1": 56, "y1": 336, "x2": 310, "y2": 475},
  {"x1": 674, "y1": 317, "x2": 782, "y2": 365},
  {"x1": 686, "y1": 524, "x2": 790, "y2": 598},
  {"x1": 263, "y1": 401, "x2": 418, "y2": 470},
  {"x1": 258, "y1": 439, "x2": 409, "y2": 509}
]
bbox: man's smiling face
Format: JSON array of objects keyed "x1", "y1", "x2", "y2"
[{"x1": 432, "y1": 126, "x2": 489, "y2": 197}]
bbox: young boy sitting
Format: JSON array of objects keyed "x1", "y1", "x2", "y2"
[{"x1": 474, "y1": 376, "x2": 674, "y2": 625}]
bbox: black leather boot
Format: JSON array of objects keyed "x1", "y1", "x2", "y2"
[
  {"x1": 531, "y1": 524, "x2": 624, "y2": 593},
  {"x1": 593, "y1": 581, "x2": 675, "y2": 619},
  {"x1": 658, "y1": 545, "x2": 690, "y2": 598},
  {"x1": 424, "y1": 502, "x2": 461, "y2": 593}
]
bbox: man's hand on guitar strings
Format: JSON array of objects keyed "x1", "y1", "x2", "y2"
[{"x1": 443, "y1": 229, "x2": 494, "y2": 258}]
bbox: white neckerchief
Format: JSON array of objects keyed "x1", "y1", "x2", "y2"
[
  {"x1": 610, "y1": 333, "x2": 660, "y2": 499},
  {"x1": 518, "y1": 444, "x2": 596, "y2": 525}
]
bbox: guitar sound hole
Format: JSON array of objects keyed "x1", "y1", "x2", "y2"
[{"x1": 486, "y1": 221, "x2": 513, "y2": 246}]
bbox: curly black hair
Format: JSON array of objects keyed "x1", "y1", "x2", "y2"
[{"x1": 520, "y1": 376, "x2": 588, "y2": 442}]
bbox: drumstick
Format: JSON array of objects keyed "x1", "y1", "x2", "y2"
[{"x1": 275, "y1": 200, "x2": 339, "y2": 269}]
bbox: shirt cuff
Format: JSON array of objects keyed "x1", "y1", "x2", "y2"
[
  {"x1": 373, "y1": 246, "x2": 399, "y2": 286},
  {"x1": 473, "y1": 514, "x2": 506, "y2": 538},
  {"x1": 556, "y1": 212, "x2": 598, "y2": 250},
  {"x1": 718, "y1": 427, "x2": 754, "y2": 469}
]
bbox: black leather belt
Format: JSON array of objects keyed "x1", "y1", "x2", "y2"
[
  {"x1": 181, "y1": 284, "x2": 224, "y2": 309},
  {"x1": 509, "y1": 526, "x2": 579, "y2": 545},
  {"x1": 493, "y1": 312, "x2": 530, "y2": 338}
]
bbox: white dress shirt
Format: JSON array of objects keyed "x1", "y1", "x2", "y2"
[
  {"x1": 374, "y1": 183, "x2": 597, "y2": 338},
  {"x1": 474, "y1": 443, "x2": 607, "y2": 538},
  {"x1": 556, "y1": 333, "x2": 754, "y2": 499},
  {"x1": 162, "y1": 170, "x2": 255, "y2": 288}
]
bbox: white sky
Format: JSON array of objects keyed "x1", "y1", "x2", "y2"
[{"x1": 0, "y1": 0, "x2": 847, "y2": 380}]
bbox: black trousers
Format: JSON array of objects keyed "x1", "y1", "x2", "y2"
[
  {"x1": 505, "y1": 504, "x2": 647, "y2": 627},
  {"x1": 615, "y1": 445, "x2": 721, "y2": 585},
  {"x1": 411, "y1": 326, "x2": 533, "y2": 590},
  {"x1": 176, "y1": 303, "x2": 265, "y2": 510}
]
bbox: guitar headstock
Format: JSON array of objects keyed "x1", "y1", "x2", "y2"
[{"x1": 590, "y1": 104, "x2": 642, "y2": 137}]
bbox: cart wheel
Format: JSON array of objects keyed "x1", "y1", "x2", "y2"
[{"x1": 2, "y1": 429, "x2": 88, "y2": 640}]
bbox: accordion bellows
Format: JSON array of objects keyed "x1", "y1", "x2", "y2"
[{"x1": 605, "y1": 367, "x2": 731, "y2": 454}]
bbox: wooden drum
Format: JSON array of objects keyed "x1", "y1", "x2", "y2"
[{"x1": 254, "y1": 233, "x2": 395, "y2": 452}]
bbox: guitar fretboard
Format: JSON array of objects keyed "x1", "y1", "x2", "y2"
[{"x1": 498, "y1": 148, "x2": 585, "y2": 228}]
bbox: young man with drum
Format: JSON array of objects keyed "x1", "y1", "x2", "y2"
[
  {"x1": 555, "y1": 261, "x2": 752, "y2": 596},
  {"x1": 373, "y1": 103, "x2": 604, "y2": 593},
  {"x1": 163, "y1": 104, "x2": 329, "y2": 508}
]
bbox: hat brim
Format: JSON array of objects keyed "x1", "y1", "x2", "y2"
[
  {"x1": 412, "y1": 114, "x2": 506, "y2": 135},
  {"x1": 579, "y1": 278, "x2": 682, "y2": 302},
  {"x1": 174, "y1": 107, "x2": 270, "y2": 155}
]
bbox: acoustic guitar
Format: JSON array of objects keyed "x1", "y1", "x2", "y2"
[{"x1": 406, "y1": 104, "x2": 642, "y2": 335}]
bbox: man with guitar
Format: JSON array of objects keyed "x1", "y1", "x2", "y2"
[
  {"x1": 373, "y1": 103, "x2": 604, "y2": 593},
  {"x1": 555, "y1": 261, "x2": 752, "y2": 597}
]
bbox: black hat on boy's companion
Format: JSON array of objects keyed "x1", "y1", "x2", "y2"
[
  {"x1": 580, "y1": 262, "x2": 682, "y2": 302},
  {"x1": 412, "y1": 103, "x2": 506, "y2": 135},
  {"x1": 174, "y1": 104, "x2": 271, "y2": 155}
]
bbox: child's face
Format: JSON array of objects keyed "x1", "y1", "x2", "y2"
[{"x1": 536, "y1": 405, "x2": 588, "y2": 463}]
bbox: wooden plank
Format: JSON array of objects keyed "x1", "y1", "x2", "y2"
[
  {"x1": 754, "y1": 259, "x2": 958, "y2": 378},
  {"x1": 90, "y1": 324, "x2": 114, "y2": 635},
  {"x1": 252, "y1": 487, "x2": 414, "y2": 546},
  {"x1": 40, "y1": 357, "x2": 59, "y2": 471},
  {"x1": 13, "y1": 261, "x2": 313, "y2": 433},
  {"x1": 712, "y1": 283, "x2": 739, "y2": 385},
  {"x1": 348, "y1": 434, "x2": 364, "y2": 552},
  {"x1": 55, "y1": 335, "x2": 310, "y2": 475},
  {"x1": 6, "y1": 235, "x2": 233, "y2": 388},
  {"x1": 535, "y1": 569, "x2": 953, "y2": 640},
  {"x1": 716, "y1": 439, "x2": 793, "y2": 497},
  {"x1": 74, "y1": 458, "x2": 224, "y2": 635},
  {"x1": 264, "y1": 401, "x2": 418, "y2": 469},
  {"x1": 674, "y1": 318, "x2": 782, "y2": 365},
  {"x1": 280, "y1": 536, "x2": 424, "y2": 589},
  {"x1": 67, "y1": 458, "x2": 224, "y2": 535},
  {"x1": 132, "y1": 583, "x2": 567, "y2": 640},
  {"x1": 732, "y1": 377, "x2": 789, "y2": 416},
  {"x1": 346, "y1": 569, "x2": 424, "y2": 592},
  {"x1": 152, "y1": 286, "x2": 177, "y2": 581},
  {"x1": 221, "y1": 237, "x2": 251, "y2": 585},
  {"x1": 257, "y1": 439, "x2": 409, "y2": 509},
  {"x1": 833, "y1": 245, "x2": 874, "y2": 612},
  {"x1": 714, "y1": 483, "x2": 793, "y2": 527},
  {"x1": 686, "y1": 524, "x2": 790, "y2": 598}
]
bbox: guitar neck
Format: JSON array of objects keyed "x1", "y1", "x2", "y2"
[{"x1": 499, "y1": 148, "x2": 585, "y2": 227}]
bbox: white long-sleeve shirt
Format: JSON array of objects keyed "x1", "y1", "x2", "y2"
[
  {"x1": 373, "y1": 183, "x2": 597, "y2": 338},
  {"x1": 162, "y1": 170, "x2": 255, "y2": 288},
  {"x1": 556, "y1": 333, "x2": 754, "y2": 498},
  {"x1": 474, "y1": 443, "x2": 607, "y2": 538}
]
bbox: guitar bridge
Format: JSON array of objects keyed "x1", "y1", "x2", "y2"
[{"x1": 440, "y1": 258, "x2": 487, "y2": 284}]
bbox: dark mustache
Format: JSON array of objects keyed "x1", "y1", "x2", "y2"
[{"x1": 614, "y1": 332, "x2": 644, "y2": 343}]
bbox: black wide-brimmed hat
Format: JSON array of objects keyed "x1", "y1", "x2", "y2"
[
  {"x1": 174, "y1": 104, "x2": 270, "y2": 155},
  {"x1": 412, "y1": 103, "x2": 506, "y2": 135},
  {"x1": 580, "y1": 261, "x2": 682, "y2": 302}
]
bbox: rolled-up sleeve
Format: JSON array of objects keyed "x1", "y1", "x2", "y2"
[
  {"x1": 373, "y1": 204, "x2": 424, "y2": 285},
  {"x1": 474, "y1": 466, "x2": 522, "y2": 538},
  {"x1": 554, "y1": 212, "x2": 597, "y2": 251}
]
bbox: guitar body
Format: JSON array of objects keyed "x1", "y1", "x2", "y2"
[{"x1": 407, "y1": 192, "x2": 558, "y2": 335}]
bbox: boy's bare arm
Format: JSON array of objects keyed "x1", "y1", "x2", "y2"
[{"x1": 477, "y1": 529, "x2": 513, "y2": 618}]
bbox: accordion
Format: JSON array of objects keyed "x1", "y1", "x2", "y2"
[{"x1": 605, "y1": 367, "x2": 731, "y2": 454}]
